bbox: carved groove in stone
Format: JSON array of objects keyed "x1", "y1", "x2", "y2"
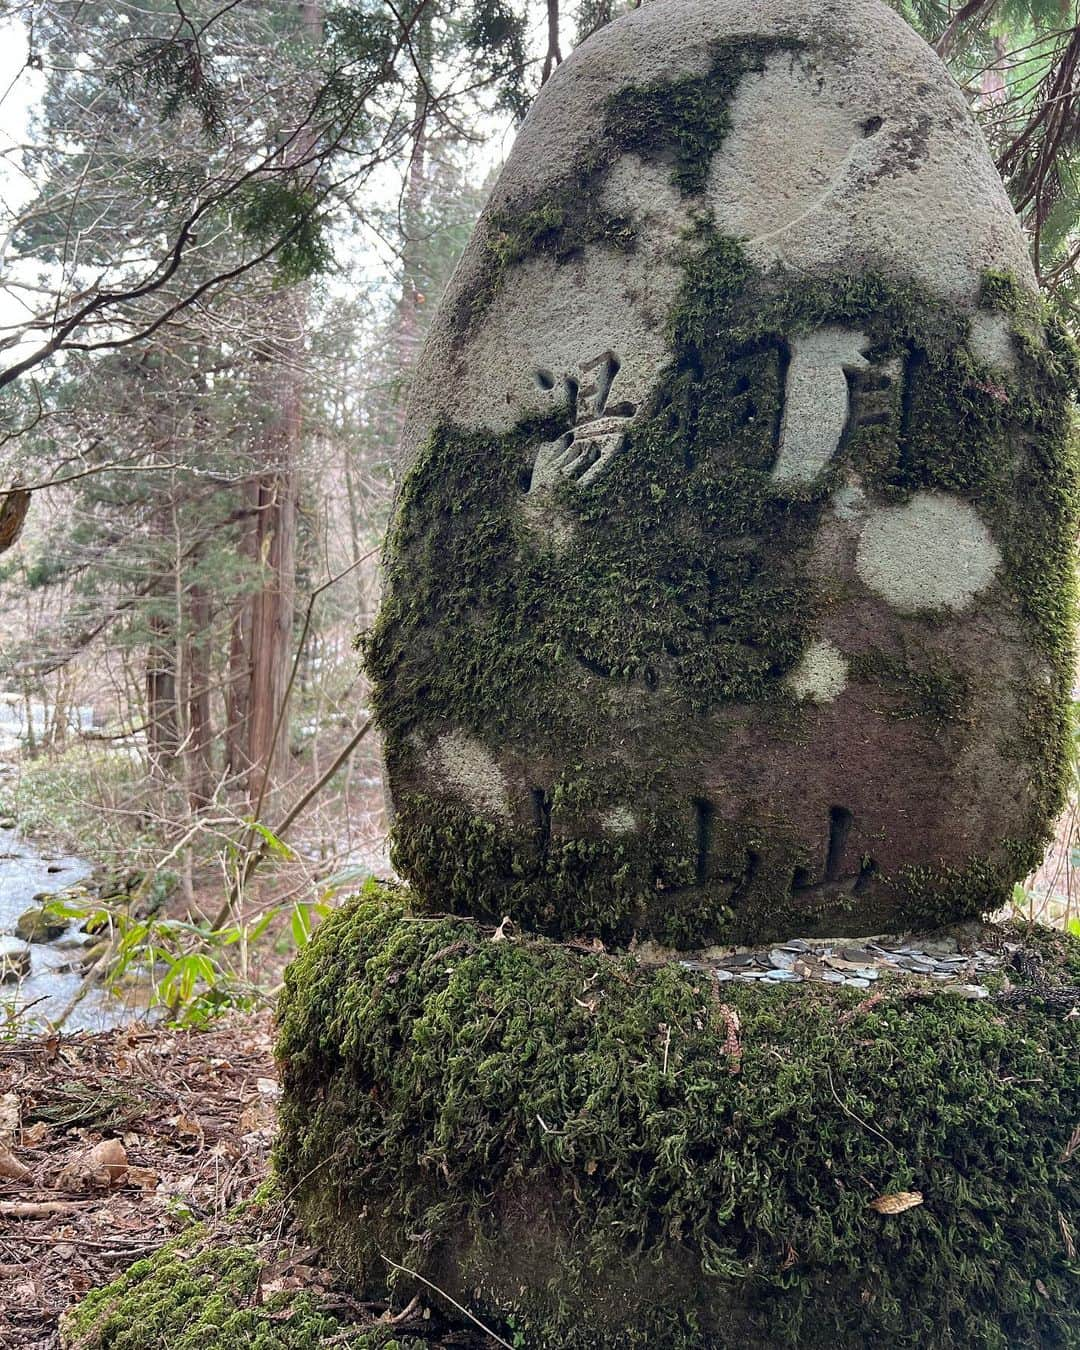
[
  {"x1": 790, "y1": 805, "x2": 877, "y2": 900},
  {"x1": 848, "y1": 358, "x2": 901, "y2": 434},
  {"x1": 531, "y1": 786, "x2": 552, "y2": 858},
  {"x1": 528, "y1": 350, "x2": 637, "y2": 493},
  {"x1": 731, "y1": 849, "x2": 760, "y2": 905},
  {"x1": 771, "y1": 328, "x2": 871, "y2": 486},
  {"x1": 692, "y1": 797, "x2": 715, "y2": 885},
  {"x1": 825, "y1": 805, "x2": 853, "y2": 882}
]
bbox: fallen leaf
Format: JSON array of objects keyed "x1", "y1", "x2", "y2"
[
  {"x1": 127, "y1": 1166, "x2": 160, "y2": 1192},
  {"x1": 173, "y1": 1112, "x2": 204, "y2": 1142},
  {"x1": 55, "y1": 1137, "x2": 128, "y2": 1190},
  {"x1": 869, "y1": 1190, "x2": 923, "y2": 1215},
  {"x1": 240, "y1": 1101, "x2": 274, "y2": 1135},
  {"x1": 22, "y1": 1121, "x2": 46, "y2": 1146},
  {"x1": 87, "y1": 1137, "x2": 128, "y2": 1181},
  {"x1": 0, "y1": 1142, "x2": 31, "y2": 1182}
]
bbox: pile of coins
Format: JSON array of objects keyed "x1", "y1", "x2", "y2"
[{"x1": 677, "y1": 937, "x2": 1001, "y2": 998}]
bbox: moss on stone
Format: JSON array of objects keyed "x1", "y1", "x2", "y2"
[
  {"x1": 602, "y1": 38, "x2": 805, "y2": 195},
  {"x1": 275, "y1": 886, "x2": 1080, "y2": 1350},
  {"x1": 463, "y1": 39, "x2": 802, "y2": 328},
  {"x1": 368, "y1": 218, "x2": 1078, "y2": 944},
  {"x1": 848, "y1": 648, "x2": 974, "y2": 726},
  {"x1": 15, "y1": 902, "x2": 69, "y2": 943},
  {"x1": 60, "y1": 1224, "x2": 425, "y2": 1350}
]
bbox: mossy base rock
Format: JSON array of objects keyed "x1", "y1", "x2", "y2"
[
  {"x1": 366, "y1": 0, "x2": 1079, "y2": 948},
  {"x1": 275, "y1": 888, "x2": 1080, "y2": 1350},
  {"x1": 60, "y1": 1221, "x2": 431, "y2": 1350}
]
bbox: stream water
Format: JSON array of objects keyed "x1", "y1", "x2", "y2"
[{"x1": 0, "y1": 826, "x2": 151, "y2": 1033}]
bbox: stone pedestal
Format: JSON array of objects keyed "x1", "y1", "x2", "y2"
[{"x1": 275, "y1": 889, "x2": 1080, "y2": 1349}]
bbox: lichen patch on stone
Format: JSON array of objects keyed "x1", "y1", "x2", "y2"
[
  {"x1": 785, "y1": 638, "x2": 849, "y2": 703},
  {"x1": 429, "y1": 730, "x2": 511, "y2": 822},
  {"x1": 854, "y1": 490, "x2": 1002, "y2": 612},
  {"x1": 968, "y1": 309, "x2": 1017, "y2": 372},
  {"x1": 600, "y1": 803, "x2": 637, "y2": 834}
]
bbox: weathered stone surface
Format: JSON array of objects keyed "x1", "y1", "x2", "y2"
[{"x1": 369, "y1": 0, "x2": 1078, "y2": 945}]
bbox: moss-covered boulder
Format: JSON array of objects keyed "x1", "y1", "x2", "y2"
[
  {"x1": 16, "y1": 903, "x2": 69, "y2": 943},
  {"x1": 367, "y1": 0, "x2": 1079, "y2": 947},
  {"x1": 275, "y1": 887, "x2": 1080, "y2": 1349}
]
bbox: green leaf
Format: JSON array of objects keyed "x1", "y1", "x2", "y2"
[
  {"x1": 291, "y1": 903, "x2": 313, "y2": 948},
  {"x1": 248, "y1": 818, "x2": 297, "y2": 862}
]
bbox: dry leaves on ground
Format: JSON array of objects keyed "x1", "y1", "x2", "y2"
[{"x1": 0, "y1": 1012, "x2": 277, "y2": 1348}]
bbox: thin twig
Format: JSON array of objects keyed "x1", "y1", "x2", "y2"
[
  {"x1": 825, "y1": 1064, "x2": 896, "y2": 1153},
  {"x1": 380, "y1": 1255, "x2": 514, "y2": 1349},
  {"x1": 0, "y1": 1200, "x2": 94, "y2": 1218}
]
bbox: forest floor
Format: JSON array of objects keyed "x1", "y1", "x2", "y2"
[
  {"x1": 0, "y1": 1013, "x2": 278, "y2": 1347},
  {"x1": 0, "y1": 1015, "x2": 491, "y2": 1350}
]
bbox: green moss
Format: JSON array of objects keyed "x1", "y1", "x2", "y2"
[
  {"x1": 464, "y1": 38, "x2": 800, "y2": 327},
  {"x1": 887, "y1": 854, "x2": 1018, "y2": 931},
  {"x1": 471, "y1": 199, "x2": 636, "y2": 324},
  {"x1": 388, "y1": 789, "x2": 712, "y2": 945},
  {"x1": 603, "y1": 37, "x2": 805, "y2": 195},
  {"x1": 61, "y1": 1225, "x2": 426, "y2": 1350},
  {"x1": 276, "y1": 889, "x2": 1080, "y2": 1350}
]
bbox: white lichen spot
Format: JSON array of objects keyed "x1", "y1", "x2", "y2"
[
  {"x1": 830, "y1": 479, "x2": 868, "y2": 521},
  {"x1": 431, "y1": 730, "x2": 512, "y2": 822},
  {"x1": 600, "y1": 804, "x2": 637, "y2": 835},
  {"x1": 785, "y1": 639, "x2": 849, "y2": 703},
  {"x1": 855, "y1": 490, "x2": 1001, "y2": 612},
  {"x1": 968, "y1": 311, "x2": 1016, "y2": 373},
  {"x1": 771, "y1": 328, "x2": 870, "y2": 486}
]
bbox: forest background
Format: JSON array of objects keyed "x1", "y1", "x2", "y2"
[{"x1": 0, "y1": 0, "x2": 1077, "y2": 1029}]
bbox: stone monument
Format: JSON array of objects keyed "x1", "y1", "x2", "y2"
[{"x1": 367, "y1": 0, "x2": 1077, "y2": 946}]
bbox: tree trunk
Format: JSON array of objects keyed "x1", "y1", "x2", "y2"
[
  {"x1": 225, "y1": 478, "x2": 259, "y2": 781},
  {"x1": 245, "y1": 409, "x2": 300, "y2": 806},
  {"x1": 187, "y1": 583, "x2": 213, "y2": 808},
  {"x1": 240, "y1": 0, "x2": 321, "y2": 811},
  {"x1": 146, "y1": 605, "x2": 177, "y2": 779}
]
